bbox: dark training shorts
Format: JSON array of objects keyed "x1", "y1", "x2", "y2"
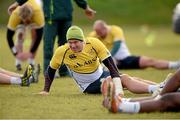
[
  {"x1": 117, "y1": 56, "x2": 141, "y2": 69},
  {"x1": 84, "y1": 70, "x2": 110, "y2": 94}
]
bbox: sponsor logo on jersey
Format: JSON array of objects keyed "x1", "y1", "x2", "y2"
[
  {"x1": 74, "y1": 57, "x2": 97, "y2": 68},
  {"x1": 69, "y1": 54, "x2": 77, "y2": 59}
]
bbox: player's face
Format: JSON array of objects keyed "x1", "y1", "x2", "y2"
[
  {"x1": 21, "y1": 16, "x2": 32, "y2": 25},
  {"x1": 68, "y1": 40, "x2": 84, "y2": 53},
  {"x1": 95, "y1": 25, "x2": 108, "y2": 39}
]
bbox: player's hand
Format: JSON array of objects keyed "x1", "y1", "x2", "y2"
[
  {"x1": 8, "y1": 2, "x2": 18, "y2": 15},
  {"x1": 85, "y1": 6, "x2": 96, "y2": 19},
  {"x1": 38, "y1": 91, "x2": 49, "y2": 96},
  {"x1": 16, "y1": 52, "x2": 32, "y2": 61}
]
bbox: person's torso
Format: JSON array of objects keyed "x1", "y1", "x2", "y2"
[
  {"x1": 89, "y1": 25, "x2": 131, "y2": 60},
  {"x1": 50, "y1": 37, "x2": 110, "y2": 73},
  {"x1": 90, "y1": 25, "x2": 124, "y2": 50},
  {"x1": 50, "y1": 37, "x2": 111, "y2": 91},
  {"x1": 62, "y1": 42, "x2": 100, "y2": 74},
  {"x1": 8, "y1": 0, "x2": 44, "y2": 30},
  {"x1": 42, "y1": 0, "x2": 73, "y2": 20}
]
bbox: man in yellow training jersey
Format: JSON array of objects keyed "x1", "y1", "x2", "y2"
[
  {"x1": 89, "y1": 20, "x2": 180, "y2": 70},
  {"x1": 7, "y1": 0, "x2": 44, "y2": 70},
  {"x1": 38, "y1": 26, "x2": 165, "y2": 97}
]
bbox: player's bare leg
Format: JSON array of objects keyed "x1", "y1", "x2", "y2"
[
  {"x1": 139, "y1": 56, "x2": 180, "y2": 69},
  {"x1": 28, "y1": 28, "x2": 36, "y2": 66},
  {"x1": 140, "y1": 93, "x2": 180, "y2": 112},
  {"x1": 15, "y1": 25, "x2": 26, "y2": 71},
  {"x1": 120, "y1": 74, "x2": 159, "y2": 94},
  {"x1": 0, "y1": 67, "x2": 21, "y2": 77},
  {"x1": 106, "y1": 69, "x2": 180, "y2": 113},
  {"x1": 161, "y1": 68, "x2": 180, "y2": 95}
]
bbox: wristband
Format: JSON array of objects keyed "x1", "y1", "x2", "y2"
[{"x1": 112, "y1": 77, "x2": 124, "y2": 96}]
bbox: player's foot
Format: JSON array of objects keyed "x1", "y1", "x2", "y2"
[
  {"x1": 108, "y1": 82, "x2": 122, "y2": 113},
  {"x1": 102, "y1": 79, "x2": 122, "y2": 113},
  {"x1": 21, "y1": 64, "x2": 33, "y2": 86},
  {"x1": 101, "y1": 78, "x2": 111, "y2": 108},
  {"x1": 16, "y1": 64, "x2": 22, "y2": 71},
  {"x1": 30, "y1": 64, "x2": 40, "y2": 83},
  {"x1": 152, "y1": 73, "x2": 173, "y2": 97},
  {"x1": 159, "y1": 73, "x2": 173, "y2": 88}
]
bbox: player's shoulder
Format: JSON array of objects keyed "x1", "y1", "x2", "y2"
[
  {"x1": 56, "y1": 44, "x2": 69, "y2": 53},
  {"x1": 11, "y1": 6, "x2": 20, "y2": 15},
  {"x1": 110, "y1": 25, "x2": 123, "y2": 35},
  {"x1": 111, "y1": 25, "x2": 123, "y2": 31},
  {"x1": 88, "y1": 31, "x2": 97, "y2": 37},
  {"x1": 27, "y1": 0, "x2": 43, "y2": 9},
  {"x1": 86, "y1": 37, "x2": 100, "y2": 44}
]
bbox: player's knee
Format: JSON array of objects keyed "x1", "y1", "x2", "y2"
[
  {"x1": 16, "y1": 28, "x2": 25, "y2": 41},
  {"x1": 120, "y1": 74, "x2": 131, "y2": 86},
  {"x1": 106, "y1": 76, "x2": 111, "y2": 79},
  {"x1": 120, "y1": 74, "x2": 129, "y2": 80},
  {"x1": 17, "y1": 32, "x2": 24, "y2": 40},
  {"x1": 140, "y1": 57, "x2": 155, "y2": 68},
  {"x1": 105, "y1": 76, "x2": 112, "y2": 82}
]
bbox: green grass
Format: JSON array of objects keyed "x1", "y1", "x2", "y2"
[{"x1": 0, "y1": 26, "x2": 180, "y2": 119}]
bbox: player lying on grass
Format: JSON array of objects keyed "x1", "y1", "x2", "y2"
[
  {"x1": 103, "y1": 68, "x2": 180, "y2": 113},
  {"x1": 89, "y1": 20, "x2": 180, "y2": 70},
  {"x1": 7, "y1": 0, "x2": 44, "y2": 70},
  {"x1": 0, "y1": 64, "x2": 40, "y2": 86},
  {"x1": 39, "y1": 26, "x2": 166, "y2": 96}
]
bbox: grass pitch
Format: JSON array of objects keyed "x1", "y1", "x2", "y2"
[{"x1": 0, "y1": 26, "x2": 180, "y2": 119}]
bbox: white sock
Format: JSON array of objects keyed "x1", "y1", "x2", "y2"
[
  {"x1": 169, "y1": 61, "x2": 180, "y2": 69},
  {"x1": 10, "y1": 77, "x2": 21, "y2": 85},
  {"x1": 118, "y1": 101, "x2": 140, "y2": 113},
  {"x1": 113, "y1": 77, "x2": 124, "y2": 95},
  {"x1": 16, "y1": 59, "x2": 21, "y2": 66},
  {"x1": 29, "y1": 76, "x2": 34, "y2": 83},
  {"x1": 28, "y1": 58, "x2": 35, "y2": 65},
  {"x1": 148, "y1": 85, "x2": 158, "y2": 93}
]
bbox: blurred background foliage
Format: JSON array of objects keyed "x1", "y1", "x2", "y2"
[{"x1": 0, "y1": 0, "x2": 179, "y2": 26}]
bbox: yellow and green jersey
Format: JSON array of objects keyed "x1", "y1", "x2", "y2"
[
  {"x1": 89, "y1": 25, "x2": 131, "y2": 60},
  {"x1": 50, "y1": 37, "x2": 111, "y2": 91},
  {"x1": 89, "y1": 25, "x2": 124, "y2": 50},
  {"x1": 7, "y1": 0, "x2": 44, "y2": 30}
]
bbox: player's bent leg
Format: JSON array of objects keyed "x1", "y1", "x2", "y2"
[
  {"x1": 120, "y1": 74, "x2": 152, "y2": 94},
  {"x1": 101, "y1": 76, "x2": 111, "y2": 97},
  {"x1": 16, "y1": 25, "x2": 26, "y2": 52},
  {"x1": 15, "y1": 25, "x2": 26, "y2": 71},
  {"x1": 103, "y1": 81, "x2": 122, "y2": 113},
  {"x1": 109, "y1": 82, "x2": 122, "y2": 113},
  {"x1": 101, "y1": 76, "x2": 112, "y2": 108},
  {"x1": 161, "y1": 69, "x2": 180, "y2": 95},
  {"x1": 152, "y1": 73, "x2": 174, "y2": 98}
]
